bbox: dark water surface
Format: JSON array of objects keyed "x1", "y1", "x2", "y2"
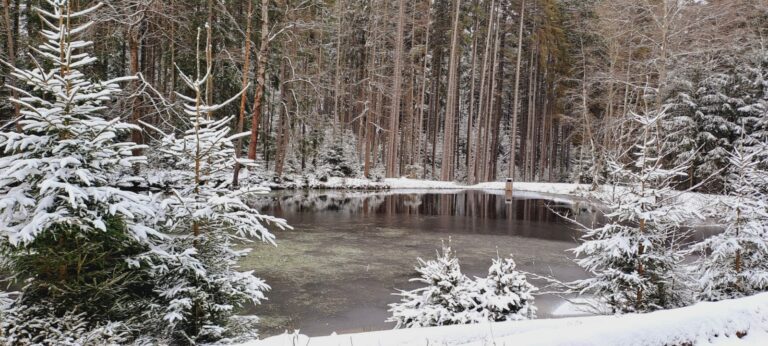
[{"x1": 241, "y1": 189, "x2": 597, "y2": 337}]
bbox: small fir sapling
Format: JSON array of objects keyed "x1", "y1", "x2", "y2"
[
  {"x1": 691, "y1": 144, "x2": 768, "y2": 301},
  {"x1": 315, "y1": 128, "x2": 363, "y2": 180},
  {"x1": 569, "y1": 108, "x2": 695, "y2": 313},
  {"x1": 474, "y1": 256, "x2": 537, "y2": 321},
  {"x1": 387, "y1": 243, "x2": 481, "y2": 328},
  {"x1": 389, "y1": 243, "x2": 538, "y2": 328},
  {"x1": 0, "y1": 0, "x2": 165, "y2": 341},
  {"x1": 142, "y1": 26, "x2": 291, "y2": 343}
]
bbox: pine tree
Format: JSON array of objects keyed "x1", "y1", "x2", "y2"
[
  {"x1": 143, "y1": 26, "x2": 291, "y2": 343},
  {"x1": 662, "y1": 71, "x2": 699, "y2": 188},
  {"x1": 739, "y1": 52, "x2": 768, "y2": 159},
  {"x1": 474, "y1": 256, "x2": 537, "y2": 321},
  {"x1": 691, "y1": 144, "x2": 768, "y2": 301},
  {"x1": 665, "y1": 51, "x2": 768, "y2": 191},
  {"x1": 0, "y1": 0, "x2": 163, "y2": 342},
  {"x1": 388, "y1": 247, "x2": 539, "y2": 328},
  {"x1": 570, "y1": 109, "x2": 694, "y2": 313},
  {"x1": 387, "y1": 243, "x2": 481, "y2": 328},
  {"x1": 315, "y1": 128, "x2": 362, "y2": 180}
]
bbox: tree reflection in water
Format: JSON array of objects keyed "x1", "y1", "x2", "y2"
[
  {"x1": 242, "y1": 190, "x2": 599, "y2": 337},
  {"x1": 250, "y1": 190, "x2": 600, "y2": 241}
]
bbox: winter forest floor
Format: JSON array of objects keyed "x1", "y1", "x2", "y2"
[
  {"x1": 258, "y1": 177, "x2": 726, "y2": 224},
  {"x1": 228, "y1": 178, "x2": 736, "y2": 345},
  {"x1": 238, "y1": 292, "x2": 768, "y2": 346},
  {"x1": 140, "y1": 167, "x2": 728, "y2": 222}
]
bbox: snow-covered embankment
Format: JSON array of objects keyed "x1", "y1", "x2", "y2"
[{"x1": 241, "y1": 292, "x2": 768, "y2": 346}]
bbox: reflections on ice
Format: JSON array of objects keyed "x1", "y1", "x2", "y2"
[
  {"x1": 253, "y1": 189, "x2": 600, "y2": 239},
  {"x1": 242, "y1": 190, "x2": 598, "y2": 337}
]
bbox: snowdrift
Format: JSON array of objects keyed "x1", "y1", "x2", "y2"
[{"x1": 240, "y1": 292, "x2": 768, "y2": 345}]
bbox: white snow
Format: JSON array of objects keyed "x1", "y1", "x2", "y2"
[
  {"x1": 385, "y1": 178, "x2": 729, "y2": 222},
  {"x1": 238, "y1": 292, "x2": 768, "y2": 346},
  {"x1": 384, "y1": 178, "x2": 585, "y2": 196},
  {"x1": 385, "y1": 178, "x2": 470, "y2": 190},
  {"x1": 134, "y1": 173, "x2": 724, "y2": 220},
  {"x1": 549, "y1": 297, "x2": 603, "y2": 317},
  {"x1": 309, "y1": 177, "x2": 388, "y2": 190}
]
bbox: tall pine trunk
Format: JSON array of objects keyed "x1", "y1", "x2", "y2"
[
  {"x1": 247, "y1": 0, "x2": 270, "y2": 161},
  {"x1": 233, "y1": 1, "x2": 254, "y2": 186},
  {"x1": 2, "y1": 0, "x2": 20, "y2": 131},
  {"x1": 508, "y1": 0, "x2": 525, "y2": 183},
  {"x1": 440, "y1": 0, "x2": 461, "y2": 181},
  {"x1": 386, "y1": 0, "x2": 406, "y2": 177}
]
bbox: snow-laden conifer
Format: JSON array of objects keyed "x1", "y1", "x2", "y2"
[
  {"x1": 387, "y1": 243, "x2": 481, "y2": 328},
  {"x1": 315, "y1": 128, "x2": 362, "y2": 179},
  {"x1": 664, "y1": 52, "x2": 768, "y2": 191},
  {"x1": 0, "y1": 0, "x2": 163, "y2": 341},
  {"x1": 473, "y1": 256, "x2": 537, "y2": 321},
  {"x1": 0, "y1": 0, "x2": 153, "y2": 248},
  {"x1": 143, "y1": 26, "x2": 291, "y2": 343},
  {"x1": 388, "y1": 244, "x2": 539, "y2": 328},
  {"x1": 570, "y1": 109, "x2": 695, "y2": 313},
  {"x1": 692, "y1": 144, "x2": 768, "y2": 301}
]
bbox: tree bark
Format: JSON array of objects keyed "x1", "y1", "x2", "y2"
[
  {"x1": 386, "y1": 0, "x2": 406, "y2": 177},
  {"x1": 471, "y1": 0, "x2": 496, "y2": 183},
  {"x1": 247, "y1": 0, "x2": 270, "y2": 161},
  {"x1": 508, "y1": 0, "x2": 525, "y2": 183},
  {"x1": 206, "y1": 0, "x2": 215, "y2": 108},
  {"x1": 2, "y1": 0, "x2": 20, "y2": 131},
  {"x1": 440, "y1": 0, "x2": 461, "y2": 181},
  {"x1": 415, "y1": 1, "x2": 431, "y2": 172},
  {"x1": 129, "y1": 27, "x2": 143, "y2": 158},
  {"x1": 333, "y1": 0, "x2": 344, "y2": 131},
  {"x1": 465, "y1": 22, "x2": 478, "y2": 176},
  {"x1": 232, "y1": 1, "x2": 254, "y2": 186}
]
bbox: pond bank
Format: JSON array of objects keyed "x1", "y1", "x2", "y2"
[
  {"x1": 132, "y1": 169, "x2": 723, "y2": 220},
  {"x1": 258, "y1": 178, "x2": 724, "y2": 223},
  {"x1": 242, "y1": 190, "x2": 595, "y2": 337},
  {"x1": 242, "y1": 292, "x2": 768, "y2": 346}
]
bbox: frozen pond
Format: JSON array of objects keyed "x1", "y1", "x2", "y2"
[{"x1": 241, "y1": 189, "x2": 598, "y2": 337}]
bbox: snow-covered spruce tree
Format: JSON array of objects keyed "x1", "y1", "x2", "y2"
[
  {"x1": 0, "y1": 1, "x2": 165, "y2": 343},
  {"x1": 314, "y1": 128, "x2": 362, "y2": 180},
  {"x1": 474, "y1": 256, "x2": 537, "y2": 321},
  {"x1": 671, "y1": 70, "x2": 744, "y2": 191},
  {"x1": 570, "y1": 144, "x2": 598, "y2": 185},
  {"x1": 388, "y1": 243, "x2": 481, "y2": 328},
  {"x1": 570, "y1": 108, "x2": 695, "y2": 313},
  {"x1": 662, "y1": 72, "x2": 700, "y2": 189},
  {"x1": 740, "y1": 52, "x2": 768, "y2": 160},
  {"x1": 664, "y1": 51, "x2": 768, "y2": 191},
  {"x1": 144, "y1": 27, "x2": 291, "y2": 343},
  {"x1": 691, "y1": 144, "x2": 768, "y2": 301}
]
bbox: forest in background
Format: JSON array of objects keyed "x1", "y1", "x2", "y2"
[
  {"x1": 1, "y1": 0, "x2": 767, "y2": 191},
  {"x1": 2, "y1": 1, "x2": 768, "y2": 344}
]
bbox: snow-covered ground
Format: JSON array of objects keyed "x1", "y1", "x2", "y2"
[
  {"x1": 384, "y1": 178, "x2": 584, "y2": 195},
  {"x1": 137, "y1": 172, "x2": 723, "y2": 223},
  {"x1": 133, "y1": 171, "x2": 724, "y2": 218},
  {"x1": 383, "y1": 178, "x2": 725, "y2": 222},
  {"x1": 238, "y1": 292, "x2": 768, "y2": 346}
]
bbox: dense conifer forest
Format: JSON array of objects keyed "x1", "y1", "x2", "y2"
[{"x1": 2, "y1": 0, "x2": 768, "y2": 345}]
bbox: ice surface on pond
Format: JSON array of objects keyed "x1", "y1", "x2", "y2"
[{"x1": 240, "y1": 190, "x2": 598, "y2": 336}]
